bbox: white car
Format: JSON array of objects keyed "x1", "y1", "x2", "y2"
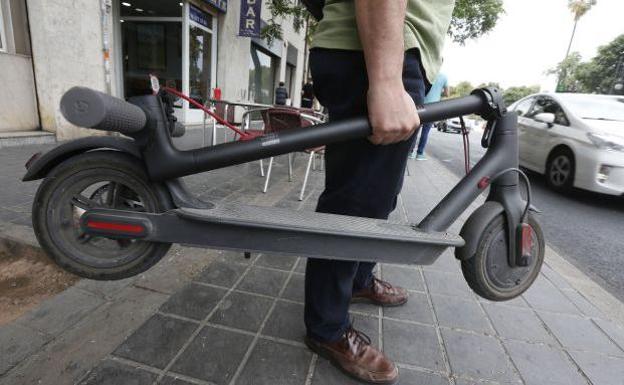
[{"x1": 510, "y1": 93, "x2": 624, "y2": 195}]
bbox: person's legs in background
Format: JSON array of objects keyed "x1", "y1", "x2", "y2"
[{"x1": 416, "y1": 122, "x2": 433, "y2": 160}]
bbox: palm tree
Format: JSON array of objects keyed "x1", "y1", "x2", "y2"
[
  {"x1": 558, "y1": 0, "x2": 596, "y2": 91},
  {"x1": 565, "y1": 0, "x2": 597, "y2": 59}
]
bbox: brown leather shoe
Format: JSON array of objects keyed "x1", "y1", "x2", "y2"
[
  {"x1": 352, "y1": 277, "x2": 408, "y2": 307},
  {"x1": 305, "y1": 328, "x2": 399, "y2": 384}
]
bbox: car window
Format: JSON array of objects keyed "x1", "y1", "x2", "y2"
[
  {"x1": 513, "y1": 97, "x2": 534, "y2": 117},
  {"x1": 527, "y1": 97, "x2": 570, "y2": 126}
]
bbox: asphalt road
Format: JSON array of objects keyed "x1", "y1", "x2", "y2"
[{"x1": 422, "y1": 127, "x2": 624, "y2": 302}]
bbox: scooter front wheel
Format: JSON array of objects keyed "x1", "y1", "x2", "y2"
[
  {"x1": 461, "y1": 213, "x2": 545, "y2": 301},
  {"x1": 32, "y1": 151, "x2": 172, "y2": 280}
]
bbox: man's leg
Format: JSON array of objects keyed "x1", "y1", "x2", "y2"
[{"x1": 304, "y1": 48, "x2": 426, "y2": 342}]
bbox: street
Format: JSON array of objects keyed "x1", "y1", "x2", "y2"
[{"x1": 422, "y1": 127, "x2": 624, "y2": 302}]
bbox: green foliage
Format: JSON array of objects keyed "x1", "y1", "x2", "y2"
[
  {"x1": 502, "y1": 86, "x2": 540, "y2": 105},
  {"x1": 568, "y1": 0, "x2": 597, "y2": 21},
  {"x1": 449, "y1": 0, "x2": 505, "y2": 45},
  {"x1": 449, "y1": 81, "x2": 474, "y2": 98},
  {"x1": 262, "y1": 0, "x2": 504, "y2": 46},
  {"x1": 450, "y1": 81, "x2": 539, "y2": 106},
  {"x1": 551, "y1": 34, "x2": 624, "y2": 94},
  {"x1": 261, "y1": 0, "x2": 308, "y2": 45}
]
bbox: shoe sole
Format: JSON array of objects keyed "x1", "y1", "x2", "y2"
[
  {"x1": 350, "y1": 296, "x2": 409, "y2": 307},
  {"x1": 305, "y1": 337, "x2": 399, "y2": 385}
]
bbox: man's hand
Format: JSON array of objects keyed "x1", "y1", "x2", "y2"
[
  {"x1": 368, "y1": 83, "x2": 420, "y2": 145},
  {"x1": 355, "y1": 0, "x2": 420, "y2": 145}
]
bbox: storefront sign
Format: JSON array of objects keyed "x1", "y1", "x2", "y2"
[
  {"x1": 190, "y1": 5, "x2": 210, "y2": 28},
  {"x1": 201, "y1": 0, "x2": 227, "y2": 13},
  {"x1": 239, "y1": 0, "x2": 262, "y2": 37}
]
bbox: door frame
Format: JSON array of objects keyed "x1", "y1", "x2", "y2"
[{"x1": 183, "y1": 3, "x2": 218, "y2": 123}]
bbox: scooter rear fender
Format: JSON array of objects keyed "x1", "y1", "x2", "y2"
[{"x1": 22, "y1": 136, "x2": 142, "y2": 181}]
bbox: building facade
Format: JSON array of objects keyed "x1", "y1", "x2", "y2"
[{"x1": 0, "y1": 0, "x2": 307, "y2": 140}]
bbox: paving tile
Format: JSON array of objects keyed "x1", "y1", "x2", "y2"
[
  {"x1": 383, "y1": 292, "x2": 434, "y2": 325},
  {"x1": 441, "y1": 329, "x2": 520, "y2": 383},
  {"x1": 423, "y1": 270, "x2": 473, "y2": 299},
  {"x1": 422, "y1": 251, "x2": 461, "y2": 274},
  {"x1": 398, "y1": 368, "x2": 450, "y2": 385},
  {"x1": 295, "y1": 257, "x2": 307, "y2": 274},
  {"x1": 19, "y1": 287, "x2": 104, "y2": 336},
  {"x1": 350, "y1": 300, "x2": 381, "y2": 316},
  {"x1": 522, "y1": 276, "x2": 579, "y2": 315},
  {"x1": 160, "y1": 376, "x2": 197, "y2": 385},
  {"x1": 236, "y1": 267, "x2": 289, "y2": 297},
  {"x1": 380, "y1": 264, "x2": 425, "y2": 292},
  {"x1": 570, "y1": 351, "x2": 624, "y2": 385},
  {"x1": 236, "y1": 339, "x2": 312, "y2": 385},
  {"x1": 432, "y1": 295, "x2": 493, "y2": 334},
  {"x1": 171, "y1": 325, "x2": 253, "y2": 385},
  {"x1": 383, "y1": 319, "x2": 445, "y2": 371},
  {"x1": 561, "y1": 289, "x2": 604, "y2": 318},
  {"x1": 209, "y1": 291, "x2": 273, "y2": 332},
  {"x1": 505, "y1": 340, "x2": 587, "y2": 385},
  {"x1": 350, "y1": 313, "x2": 380, "y2": 346},
  {"x1": 159, "y1": 283, "x2": 227, "y2": 320},
  {"x1": 539, "y1": 312, "x2": 623, "y2": 356},
  {"x1": 478, "y1": 295, "x2": 528, "y2": 308},
  {"x1": 281, "y1": 273, "x2": 304, "y2": 302},
  {"x1": 113, "y1": 314, "x2": 197, "y2": 369},
  {"x1": 256, "y1": 253, "x2": 298, "y2": 271},
  {"x1": 78, "y1": 359, "x2": 157, "y2": 385},
  {"x1": 0, "y1": 323, "x2": 51, "y2": 376},
  {"x1": 262, "y1": 300, "x2": 306, "y2": 342},
  {"x1": 541, "y1": 265, "x2": 574, "y2": 291},
  {"x1": 454, "y1": 379, "x2": 501, "y2": 385},
  {"x1": 483, "y1": 303, "x2": 555, "y2": 344},
  {"x1": 196, "y1": 260, "x2": 247, "y2": 288},
  {"x1": 593, "y1": 318, "x2": 624, "y2": 351}
]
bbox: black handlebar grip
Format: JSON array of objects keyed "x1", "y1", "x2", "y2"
[{"x1": 60, "y1": 86, "x2": 147, "y2": 135}]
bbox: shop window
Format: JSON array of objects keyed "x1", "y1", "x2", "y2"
[
  {"x1": 122, "y1": 21, "x2": 183, "y2": 97},
  {"x1": 249, "y1": 44, "x2": 278, "y2": 105}
]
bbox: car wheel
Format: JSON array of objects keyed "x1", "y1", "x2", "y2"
[{"x1": 546, "y1": 148, "x2": 575, "y2": 192}]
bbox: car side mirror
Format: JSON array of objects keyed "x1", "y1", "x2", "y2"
[{"x1": 533, "y1": 112, "x2": 555, "y2": 128}]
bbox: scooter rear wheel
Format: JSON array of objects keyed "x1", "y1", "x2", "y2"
[
  {"x1": 32, "y1": 151, "x2": 172, "y2": 280},
  {"x1": 461, "y1": 213, "x2": 544, "y2": 301}
]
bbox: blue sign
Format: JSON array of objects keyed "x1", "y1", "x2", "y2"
[
  {"x1": 201, "y1": 0, "x2": 227, "y2": 13},
  {"x1": 239, "y1": 0, "x2": 262, "y2": 37},
  {"x1": 190, "y1": 5, "x2": 211, "y2": 28}
]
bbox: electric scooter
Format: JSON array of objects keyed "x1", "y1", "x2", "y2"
[{"x1": 23, "y1": 84, "x2": 545, "y2": 301}]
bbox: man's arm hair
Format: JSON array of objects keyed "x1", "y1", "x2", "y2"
[{"x1": 355, "y1": 0, "x2": 406, "y2": 90}]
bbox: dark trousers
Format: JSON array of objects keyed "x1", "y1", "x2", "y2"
[
  {"x1": 304, "y1": 48, "x2": 426, "y2": 342},
  {"x1": 409, "y1": 122, "x2": 433, "y2": 155}
]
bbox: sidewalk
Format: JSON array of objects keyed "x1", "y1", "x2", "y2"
[{"x1": 1, "y1": 139, "x2": 624, "y2": 385}]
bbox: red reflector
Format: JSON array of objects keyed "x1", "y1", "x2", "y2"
[
  {"x1": 86, "y1": 221, "x2": 145, "y2": 234},
  {"x1": 521, "y1": 223, "x2": 533, "y2": 256},
  {"x1": 477, "y1": 176, "x2": 490, "y2": 189}
]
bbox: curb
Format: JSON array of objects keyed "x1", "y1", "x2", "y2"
[
  {"x1": 0, "y1": 221, "x2": 46, "y2": 260},
  {"x1": 545, "y1": 245, "x2": 624, "y2": 324}
]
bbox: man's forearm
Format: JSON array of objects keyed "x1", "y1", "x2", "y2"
[{"x1": 355, "y1": 0, "x2": 407, "y2": 88}]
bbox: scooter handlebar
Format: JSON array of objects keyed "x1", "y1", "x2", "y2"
[{"x1": 60, "y1": 87, "x2": 147, "y2": 135}]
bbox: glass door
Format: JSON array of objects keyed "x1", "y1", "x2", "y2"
[{"x1": 185, "y1": 5, "x2": 217, "y2": 123}]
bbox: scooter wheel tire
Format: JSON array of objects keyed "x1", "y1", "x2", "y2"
[
  {"x1": 461, "y1": 213, "x2": 544, "y2": 301},
  {"x1": 32, "y1": 151, "x2": 172, "y2": 280}
]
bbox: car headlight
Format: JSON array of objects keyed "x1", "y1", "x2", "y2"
[{"x1": 587, "y1": 133, "x2": 624, "y2": 152}]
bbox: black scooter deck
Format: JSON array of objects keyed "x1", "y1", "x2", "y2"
[{"x1": 82, "y1": 203, "x2": 464, "y2": 265}]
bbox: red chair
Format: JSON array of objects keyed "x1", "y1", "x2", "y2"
[{"x1": 260, "y1": 108, "x2": 325, "y2": 199}]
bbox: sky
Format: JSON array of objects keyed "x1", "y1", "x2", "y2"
[{"x1": 442, "y1": 0, "x2": 624, "y2": 91}]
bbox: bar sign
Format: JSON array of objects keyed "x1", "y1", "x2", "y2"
[{"x1": 239, "y1": 0, "x2": 262, "y2": 37}]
